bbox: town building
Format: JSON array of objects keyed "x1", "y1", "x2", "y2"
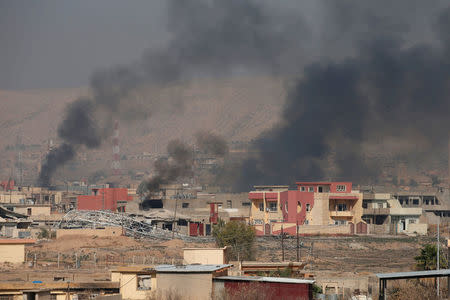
[
  {"x1": 183, "y1": 246, "x2": 230, "y2": 264},
  {"x1": 0, "y1": 239, "x2": 35, "y2": 263},
  {"x1": 155, "y1": 264, "x2": 232, "y2": 300},
  {"x1": 0, "y1": 206, "x2": 31, "y2": 238},
  {"x1": 362, "y1": 192, "x2": 427, "y2": 235},
  {"x1": 77, "y1": 188, "x2": 133, "y2": 212},
  {"x1": 111, "y1": 266, "x2": 156, "y2": 300},
  {"x1": 213, "y1": 276, "x2": 314, "y2": 300},
  {"x1": 249, "y1": 182, "x2": 364, "y2": 235}
]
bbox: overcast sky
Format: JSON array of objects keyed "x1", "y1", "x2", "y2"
[
  {"x1": 0, "y1": 0, "x2": 445, "y2": 90},
  {"x1": 0, "y1": 0, "x2": 168, "y2": 90}
]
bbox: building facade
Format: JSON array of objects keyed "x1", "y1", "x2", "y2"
[{"x1": 249, "y1": 182, "x2": 364, "y2": 235}]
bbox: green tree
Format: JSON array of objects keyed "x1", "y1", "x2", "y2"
[
  {"x1": 430, "y1": 175, "x2": 440, "y2": 187},
  {"x1": 392, "y1": 175, "x2": 398, "y2": 186},
  {"x1": 137, "y1": 180, "x2": 148, "y2": 197},
  {"x1": 409, "y1": 179, "x2": 418, "y2": 187},
  {"x1": 213, "y1": 220, "x2": 256, "y2": 261},
  {"x1": 415, "y1": 244, "x2": 447, "y2": 270}
]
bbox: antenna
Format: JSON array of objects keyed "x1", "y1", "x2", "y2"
[{"x1": 112, "y1": 120, "x2": 121, "y2": 175}]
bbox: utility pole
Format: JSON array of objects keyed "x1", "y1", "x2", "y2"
[
  {"x1": 296, "y1": 220, "x2": 300, "y2": 262},
  {"x1": 437, "y1": 212, "x2": 441, "y2": 298},
  {"x1": 281, "y1": 225, "x2": 285, "y2": 261},
  {"x1": 172, "y1": 191, "x2": 178, "y2": 238}
]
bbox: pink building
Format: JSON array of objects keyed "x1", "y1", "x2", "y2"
[{"x1": 249, "y1": 182, "x2": 364, "y2": 235}]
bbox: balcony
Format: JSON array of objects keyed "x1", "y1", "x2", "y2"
[
  {"x1": 330, "y1": 210, "x2": 354, "y2": 217},
  {"x1": 363, "y1": 208, "x2": 390, "y2": 215}
]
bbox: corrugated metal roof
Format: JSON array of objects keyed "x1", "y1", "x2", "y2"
[
  {"x1": 376, "y1": 269, "x2": 450, "y2": 280},
  {"x1": 155, "y1": 264, "x2": 232, "y2": 273},
  {"x1": 215, "y1": 276, "x2": 315, "y2": 284}
]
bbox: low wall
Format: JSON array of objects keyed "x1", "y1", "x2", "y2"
[
  {"x1": 367, "y1": 224, "x2": 390, "y2": 235},
  {"x1": 56, "y1": 227, "x2": 123, "y2": 238},
  {"x1": 407, "y1": 223, "x2": 427, "y2": 235},
  {"x1": 298, "y1": 225, "x2": 351, "y2": 235}
]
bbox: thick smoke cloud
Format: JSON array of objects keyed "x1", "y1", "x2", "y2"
[
  {"x1": 234, "y1": 35, "x2": 450, "y2": 191},
  {"x1": 39, "y1": 0, "x2": 450, "y2": 191},
  {"x1": 38, "y1": 0, "x2": 306, "y2": 186},
  {"x1": 146, "y1": 132, "x2": 228, "y2": 194}
]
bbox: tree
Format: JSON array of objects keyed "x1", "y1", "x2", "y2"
[
  {"x1": 409, "y1": 179, "x2": 418, "y2": 187},
  {"x1": 137, "y1": 180, "x2": 148, "y2": 197},
  {"x1": 415, "y1": 244, "x2": 447, "y2": 270},
  {"x1": 430, "y1": 175, "x2": 440, "y2": 187},
  {"x1": 213, "y1": 220, "x2": 256, "y2": 261}
]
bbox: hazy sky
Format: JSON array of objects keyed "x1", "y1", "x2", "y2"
[
  {"x1": 0, "y1": 0, "x2": 168, "y2": 90},
  {"x1": 0, "y1": 0, "x2": 444, "y2": 90}
]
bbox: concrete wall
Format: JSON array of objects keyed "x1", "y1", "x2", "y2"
[
  {"x1": 112, "y1": 272, "x2": 156, "y2": 300},
  {"x1": 56, "y1": 227, "x2": 123, "y2": 238},
  {"x1": 14, "y1": 206, "x2": 51, "y2": 216},
  {"x1": 157, "y1": 273, "x2": 213, "y2": 300},
  {"x1": 407, "y1": 223, "x2": 428, "y2": 235},
  {"x1": 0, "y1": 244, "x2": 25, "y2": 263},
  {"x1": 183, "y1": 247, "x2": 228, "y2": 264},
  {"x1": 298, "y1": 225, "x2": 351, "y2": 235}
]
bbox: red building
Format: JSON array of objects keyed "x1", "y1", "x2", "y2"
[
  {"x1": 213, "y1": 276, "x2": 314, "y2": 300},
  {"x1": 77, "y1": 188, "x2": 132, "y2": 212}
]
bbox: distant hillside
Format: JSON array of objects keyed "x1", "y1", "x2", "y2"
[{"x1": 0, "y1": 76, "x2": 285, "y2": 155}]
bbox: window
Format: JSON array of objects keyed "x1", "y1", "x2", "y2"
[
  {"x1": 337, "y1": 203, "x2": 347, "y2": 211},
  {"x1": 300, "y1": 186, "x2": 306, "y2": 192},
  {"x1": 308, "y1": 187, "x2": 314, "y2": 192},
  {"x1": 182, "y1": 203, "x2": 189, "y2": 208},
  {"x1": 259, "y1": 203, "x2": 264, "y2": 211},
  {"x1": 304, "y1": 220, "x2": 309, "y2": 225},
  {"x1": 409, "y1": 219, "x2": 416, "y2": 224},
  {"x1": 336, "y1": 185, "x2": 346, "y2": 192},
  {"x1": 27, "y1": 208, "x2": 32, "y2": 216},
  {"x1": 306, "y1": 204, "x2": 311, "y2": 212},
  {"x1": 268, "y1": 202, "x2": 277, "y2": 212},
  {"x1": 137, "y1": 275, "x2": 152, "y2": 290},
  {"x1": 412, "y1": 199, "x2": 419, "y2": 205},
  {"x1": 362, "y1": 202, "x2": 368, "y2": 209},
  {"x1": 218, "y1": 204, "x2": 222, "y2": 209},
  {"x1": 242, "y1": 202, "x2": 251, "y2": 207},
  {"x1": 318, "y1": 186, "x2": 323, "y2": 193},
  {"x1": 227, "y1": 200, "x2": 232, "y2": 208}
]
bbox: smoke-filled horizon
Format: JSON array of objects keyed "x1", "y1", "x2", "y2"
[{"x1": 38, "y1": 0, "x2": 450, "y2": 189}]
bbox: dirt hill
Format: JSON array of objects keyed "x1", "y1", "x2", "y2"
[{"x1": 0, "y1": 76, "x2": 284, "y2": 154}]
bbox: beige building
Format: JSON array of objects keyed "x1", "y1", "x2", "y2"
[
  {"x1": 183, "y1": 246, "x2": 230, "y2": 264},
  {"x1": 5, "y1": 204, "x2": 51, "y2": 216},
  {"x1": 155, "y1": 264, "x2": 232, "y2": 300},
  {"x1": 111, "y1": 266, "x2": 156, "y2": 300},
  {"x1": 0, "y1": 239, "x2": 35, "y2": 263},
  {"x1": 0, "y1": 281, "x2": 118, "y2": 300}
]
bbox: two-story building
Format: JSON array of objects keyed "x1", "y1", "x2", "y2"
[{"x1": 249, "y1": 182, "x2": 364, "y2": 235}]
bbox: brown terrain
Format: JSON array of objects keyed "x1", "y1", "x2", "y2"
[{"x1": 0, "y1": 233, "x2": 439, "y2": 283}]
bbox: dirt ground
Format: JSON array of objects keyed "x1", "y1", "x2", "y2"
[{"x1": 0, "y1": 234, "x2": 439, "y2": 283}]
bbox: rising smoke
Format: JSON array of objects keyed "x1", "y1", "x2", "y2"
[
  {"x1": 39, "y1": 0, "x2": 450, "y2": 191},
  {"x1": 38, "y1": 0, "x2": 306, "y2": 186},
  {"x1": 146, "y1": 132, "x2": 229, "y2": 195}
]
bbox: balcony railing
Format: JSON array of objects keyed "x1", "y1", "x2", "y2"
[
  {"x1": 363, "y1": 208, "x2": 390, "y2": 215},
  {"x1": 330, "y1": 210, "x2": 354, "y2": 217}
]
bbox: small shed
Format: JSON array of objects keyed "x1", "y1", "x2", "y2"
[
  {"x1": 183, "y1": 246, "x2": 230, "y2": 264},
  {"x1": 213, "y1": 276, "x2": 315, "y2": 300},
  {"x1": 155, "y1": 264, "x2": 232, "y2": 300},
  {"x1": 0, "y1": 239, "x2": 35, "y2": 263}
]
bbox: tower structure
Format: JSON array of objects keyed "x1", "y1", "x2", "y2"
[{"x1": 112, "y1": 120, "x2": 121, "y2": 175}]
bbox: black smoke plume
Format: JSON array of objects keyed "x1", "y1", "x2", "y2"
[
  {"x1": 37, "y1": 0, "x2": 306, "y2": 186},
  {"x1": 234, "y1": 34, "x2": 450, "y2": 191},
  {"x1": 146, "y1": 132, "x2": 229, "y2": 194}
]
